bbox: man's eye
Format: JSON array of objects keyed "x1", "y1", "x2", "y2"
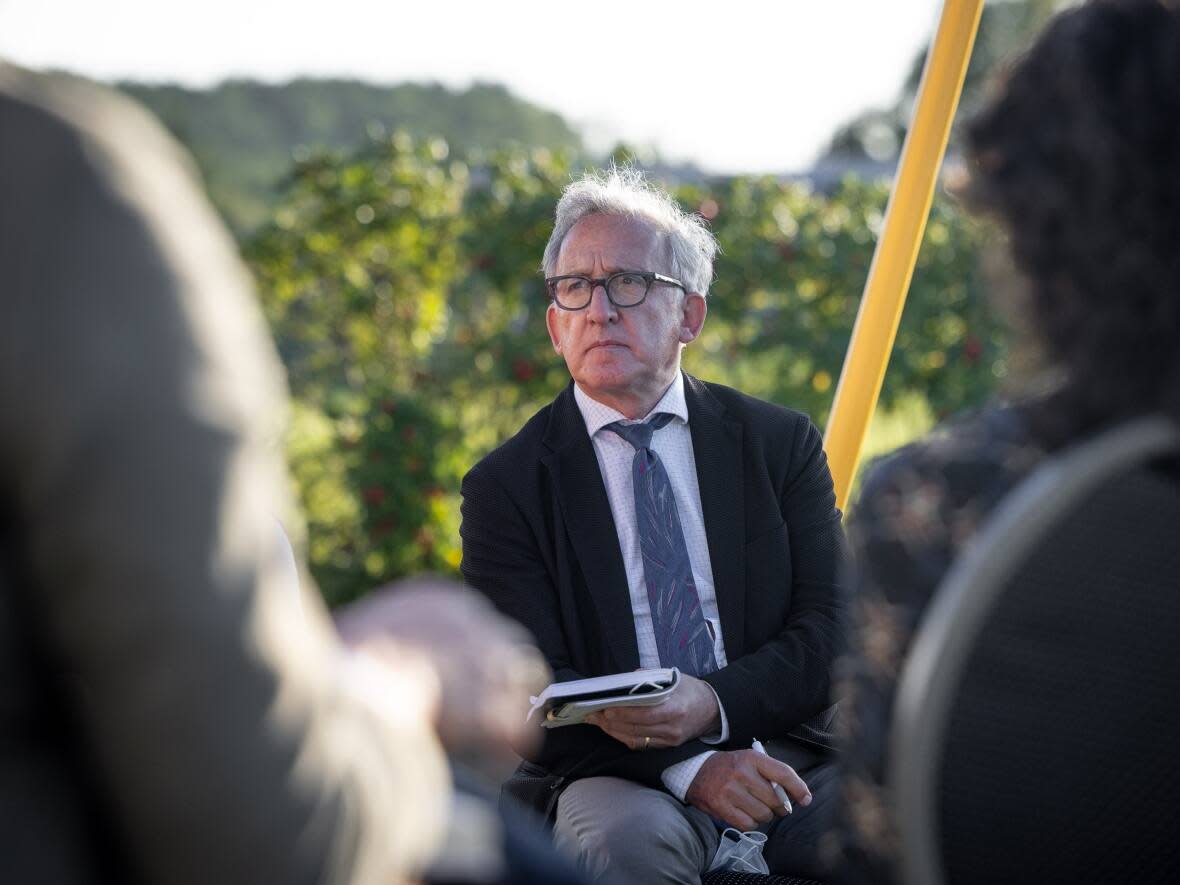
[
  {"x1": 617, "y1": 273, "x2": 643, "y2": 286},
  {"x1": 565, "y1": 278, "x2": 590, "y2": 290}
]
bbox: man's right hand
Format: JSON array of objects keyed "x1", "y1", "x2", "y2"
[{"x1": 684, "y1": 749, "x2": 812, "y2": 830}]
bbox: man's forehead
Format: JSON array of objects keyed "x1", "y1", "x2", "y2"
[{"x1": 555, "y1": 214, "x2": 669, "y2": 271}]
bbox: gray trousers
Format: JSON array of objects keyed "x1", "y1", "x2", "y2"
[{"x1": 552, "y1": 739, "x2": 838, "y2": 885}]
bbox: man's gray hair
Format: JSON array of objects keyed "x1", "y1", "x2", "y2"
[{"x1": 541, "y1": 166, "x2": 719, "y2": 296}]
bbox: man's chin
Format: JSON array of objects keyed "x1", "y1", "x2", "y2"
[
  {"x1": 575, "y1": 359, "x2": 633, "y2": 386},
  {"x1": 574, "y1": 373, "x2": 636, "y2": 404}
]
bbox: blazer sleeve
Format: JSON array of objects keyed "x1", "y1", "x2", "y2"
[
  {"x1": 704, "y1": 416, "x2": 848, "y2": 746},
  {"x1": 460, "y1": 460, "x2": 710, "y2": 790}
]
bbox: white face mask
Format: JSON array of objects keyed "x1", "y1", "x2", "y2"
[{"x1": 708, "y1": 828, "x2": 770, "y2": 875}]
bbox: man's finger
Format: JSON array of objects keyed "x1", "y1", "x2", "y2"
[
  {"x1": 594, "y1": 721, "x2": 641, "y2": 748},
  {"x1": 600, "y1": 704, "x2": 674, "y2": 725},
  {"x1": 741, "y1": 770, "x2": 791, "y2": 816},
  {"x1": 731, "y1": 769, "x2": 788, "y2": 816},
  {"x1": 718, "y1": 802, "x2": 760, "y2": 832},
  {"x1": 752, "y1": 754, "x2": 812, "y2": 805},
  {"x1": 732, "y1": 790, "x2": 776, "y2": 826}
]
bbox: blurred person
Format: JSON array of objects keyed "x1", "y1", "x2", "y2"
[
  {"x1": 0, "y1": 61, "x2": 562, "y2": 885},
  {"x1": 274, "y1": 520, "x2": 305, "y2": 616},
  {"x1": 829, "y1": 1, "x2": 1180, "y2": 882},
  {"x1": 460, "y1": 167, "x2": 848, "y2": 884}
]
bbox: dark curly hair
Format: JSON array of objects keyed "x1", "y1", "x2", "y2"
[{"x1": 965, "y1": 0, "x2": 1180, "y2": 440}]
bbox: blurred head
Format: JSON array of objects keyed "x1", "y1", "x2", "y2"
[
  {"x1": 966, "y1": 0, "x2": 1180, "y2": 429},
  {"x1": 542, "y1": 169, "x2": 716, "y2": 417}
]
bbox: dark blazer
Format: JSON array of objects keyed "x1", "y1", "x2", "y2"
[{"x1": 460, "y1": 374, "x2": 846, "y2": 794}]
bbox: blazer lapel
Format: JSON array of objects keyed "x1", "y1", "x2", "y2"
[
  {"x1": 541, "y1": 385, "x2": 640, "y2": 671},
  {"x1": 684, "y1": 374, "x2": 747, "y2": 657}
]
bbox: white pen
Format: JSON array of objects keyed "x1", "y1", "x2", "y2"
[{"x1": 751, "y1": 738, "x2": 792, "y2": 814}]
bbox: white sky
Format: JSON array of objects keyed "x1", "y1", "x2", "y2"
[{"x1": 0, "y1": 0, "x2": 944, "y2": 173}]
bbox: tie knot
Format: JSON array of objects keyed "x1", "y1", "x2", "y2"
[{"x1": 607, "y1": 412, "x2": 674, "y2": 451}]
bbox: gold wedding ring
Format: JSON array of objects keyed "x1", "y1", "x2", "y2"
[{"x1": 644, "y1": 735, "x2": 651, "y2": 750}]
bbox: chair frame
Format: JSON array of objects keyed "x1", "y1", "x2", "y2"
[{"x1": 887, "y1": 415, "x2": 1179, "y2": 885}]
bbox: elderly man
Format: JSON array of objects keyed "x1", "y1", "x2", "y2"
[{"x1": 460, "y1": 168, "x2": 846, "y2": 884}]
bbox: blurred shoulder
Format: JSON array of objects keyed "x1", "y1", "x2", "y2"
[
  {"x1": 0, "y1": 63, "x2": 198, "y2": 183},
  {"x1": 852, "y1": 402, "x2": 1047, "y2": 547}
]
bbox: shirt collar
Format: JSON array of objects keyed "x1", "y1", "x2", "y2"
[{"x1": 573, "y1": 372, "x2": 689, "y2": 439}]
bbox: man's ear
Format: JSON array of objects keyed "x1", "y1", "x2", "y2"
[
  {"x1": 545, "y1": 303, "x2": 563, "y2": 354},
  {"x1": 679, "y1": 292, "x2": 707, "y2": 344}
]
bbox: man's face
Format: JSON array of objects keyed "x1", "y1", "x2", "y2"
[{"x1": 545, "y1": 214, "x2": 706, "y2": 417}]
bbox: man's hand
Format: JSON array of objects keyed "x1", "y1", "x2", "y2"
[
  {"x1": 585, "y1": 673, "x2": 720, "y2": 750},
  {"x1": 334, "y1": 578, "x2": 550, "y2": 758},
  {"x1": 684, "y1": 750, "x2": 812, "y2": 830}
]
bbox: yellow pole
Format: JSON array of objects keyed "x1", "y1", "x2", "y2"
[{"x1": 823, "y1": 0, "x2": 984, "y2": 511}]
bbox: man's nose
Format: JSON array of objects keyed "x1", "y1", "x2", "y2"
[{"x1": 585, "y1": 283, "x2": 617, "y2": 322}]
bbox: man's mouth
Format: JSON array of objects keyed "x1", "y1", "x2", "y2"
[{"x1": 588, "y1": 340, "x2": 626, "y2": 351}]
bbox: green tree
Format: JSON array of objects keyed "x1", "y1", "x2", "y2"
[
  {"x1": 678, "y1": 175, "x2": 1006, "y2": 426},
  {"x1": 246, "y1": 133, "x2": 471, "y2": 603},
  {"x1": 120, "y1": 78, "x2": 586, "y2": 232}
]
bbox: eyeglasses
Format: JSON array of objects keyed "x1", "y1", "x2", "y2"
[{"x1": 544, "y1": 270, "x2": 686, "y2": 311}]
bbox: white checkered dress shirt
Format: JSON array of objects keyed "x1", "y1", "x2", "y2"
[{"x1": 573, "y1": 373, "x2": 730, "y2": 801}]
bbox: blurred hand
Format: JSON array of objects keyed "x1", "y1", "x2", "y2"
[
  {"x1": 334, "y1": 578, "x2": 550, "y2": 759},
  {"x1": 685, "y1": 749, "x2": 812, "y2": 830},
  {"x1": 585, "y1": 672, "x2": 719, "y2": 749}
]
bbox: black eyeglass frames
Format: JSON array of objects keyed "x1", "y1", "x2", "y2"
[{"x1": 544, "y1": 270, "x2": 686, "y2": 310}]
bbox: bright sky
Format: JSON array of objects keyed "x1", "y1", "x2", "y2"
[{"x1": 0, "y1": 0, "x2": 944, "y2": 173}]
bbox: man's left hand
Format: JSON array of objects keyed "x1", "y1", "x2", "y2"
[
  {"x1": 586, "y1": 673, "x2": 720, "y2": 750},
  {"x1": 685, "y1": 750, "x2": 811, "y2": 830}
]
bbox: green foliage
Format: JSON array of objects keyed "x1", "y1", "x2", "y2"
[
  {"x1": 246, "y1": 139, "x2": 1008, "y2": 604},
  {"x1": 678, "y1": 175, "x2": 1006, "y2": 427},
  {"x1": 283, "y1": 394, "x2": 457, "y2": 606},
  {"x1": 250, "y1": 134, "x2": 469, "y2": 396},
  {"x1": 119, "y1": 78, "x2": 585, "y2": 233}
]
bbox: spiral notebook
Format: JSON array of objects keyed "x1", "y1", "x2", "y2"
[{"x1": 526, "y1": 667, "x2": 680, "y2": 728}]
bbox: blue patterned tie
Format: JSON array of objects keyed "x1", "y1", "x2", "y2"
[{"x1": 608, "y1": 414, "x2": 718, "y2": 677}]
